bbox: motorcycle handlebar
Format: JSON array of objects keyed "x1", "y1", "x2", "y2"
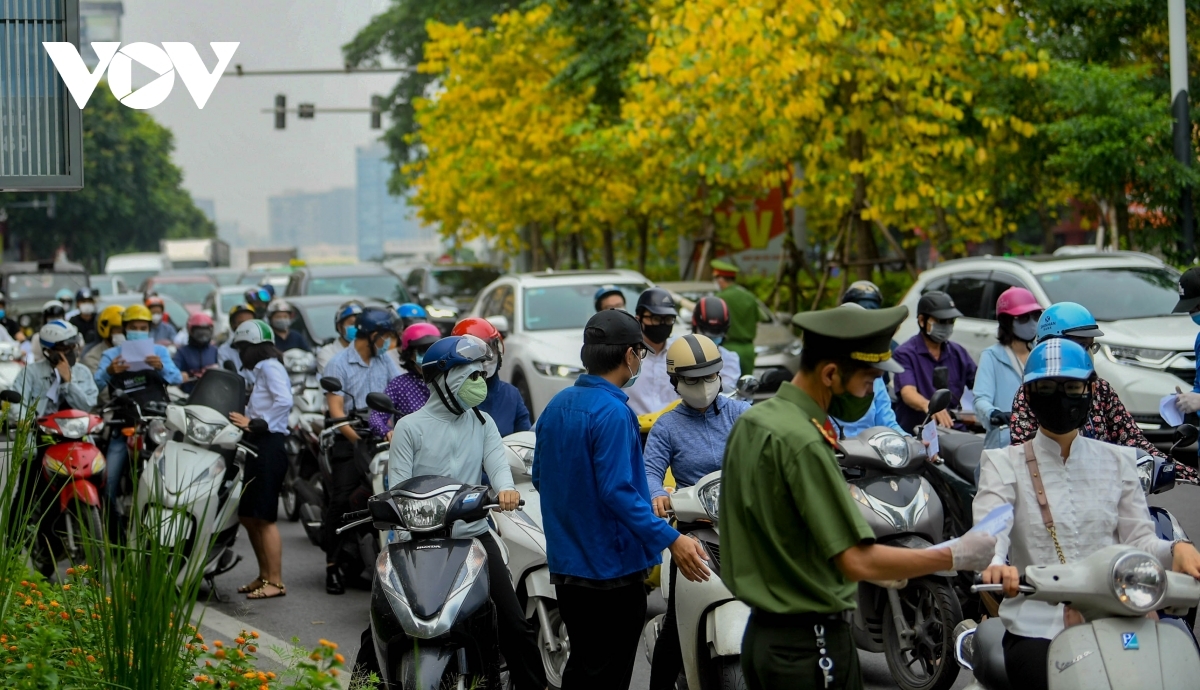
[{"x1": 970, "y1": 573, "x2": 1032, "y2": 595}]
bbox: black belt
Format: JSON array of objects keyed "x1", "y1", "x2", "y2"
[{"x1": 750, "y1": 608, "x2": 843, "y2": 627}]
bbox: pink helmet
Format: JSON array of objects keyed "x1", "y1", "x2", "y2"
[
  {"x1": 401, "y1": 323, "x2": 441, "y2": 351},
  {"x1": 187, "y1": 312, "x2": 214, "y2": 329},
  {"x1": 996, "y1": 287, "x2": 1041, "y2": 317}
]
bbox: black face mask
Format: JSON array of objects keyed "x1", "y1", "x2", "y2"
[
  {"x1": 643, "y1": 323, "x2": 673, "y2": 344},
  {"x1": 190, "y1": 329, "x2": 213, "y2": 346},
  {"x1": 1026, "y1": 389, "x2": 1093, "y2": 434}
]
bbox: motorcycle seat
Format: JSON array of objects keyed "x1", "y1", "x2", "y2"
[
  {"x1": 938, "y1": 431, "x2": 985, "y2": 484},
  {"x1": 971, "y1": 617, "x2": 1012, "y2": 690}
]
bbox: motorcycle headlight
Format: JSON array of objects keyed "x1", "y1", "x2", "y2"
[
  {"x1": 698, "y1": 479, "x2": 721, "y2": 522},
  {"x1": 185, "y1": 414, "x2": 224, "y2": 446},
  {"x1": 284, "y1": 349, "x2": 317, "y2": 374},
  {"x1": 1137, "y1": 457, "x2": 1154, "y2": 496},
  {"x1": 56, "y1": 416, "x2": 91, "y2": 440},
  {"x1": 868, "y1": 432, "x2": 909, "y2": 468},
  {"x1": 532, "y1": 361, "x2": 584, "y2": 378},
  {"x1": 1110, "y1": 551, "x2": 1167, "y2": 614},
  {"x1": 147, "y1": 418, "x2": 169, "y2": 446},
  {"x1": 396, "y1": 492, "x2": 454, "y2": 532}
]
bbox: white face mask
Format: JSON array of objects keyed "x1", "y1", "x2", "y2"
[
  {"x1": 111, "y1": 333, "x2": 126, "y2": 346},
  {"x1": 79, "y1": 303, "x2": 96, "y2": 315},
  {"x1": 678, "y1": 378, "x2": 722, "y2": 410},
  {"x1": 151, "y1": 313, "x2": 163, "y2": 325}
]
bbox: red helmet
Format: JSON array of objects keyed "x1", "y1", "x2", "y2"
[
  {"x1": 401, "y1": 323, "x2": 441, "y2": 351},
  {"x1": 145, "y1": 295, "x2": 165, "y2": 309},
  {"x1": 187, "y1": 312, "x2": 214, "y2": 329},
  {"x1": 452, "y1": 317, "x2": 504, "y2": 373},
  {"x1": 691, "y1": 296, "x2": 730, "y2": 336},
  {"x1": 996, "y1": 287, "x2": 1041, "y2": 317}
]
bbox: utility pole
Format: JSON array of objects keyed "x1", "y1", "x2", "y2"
[{"x1": 1169, "y1": 0, "x2": 1195, "y2": 261}]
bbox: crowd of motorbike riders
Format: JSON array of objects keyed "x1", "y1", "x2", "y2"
[{"x1": 8, "y1": 260, "x2": 1200, "y2": 689}]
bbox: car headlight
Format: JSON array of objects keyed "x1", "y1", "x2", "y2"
[
  {"x1": 698, "y1": 479, "x2": 721, "y2": 522},
  {"x1": 533, "y1": 362, "x2": 584, "y2": 378},
  {"x1": 1137, "y1": 457, "x2": 1153, "y2": 495},
  {"x1": 868, "y1": 432, "x2": 909, "y2": 468},
  {"x1": 147, "y1": 418, "x2": 169, "y2": 446},
  {"x1": 1104, "y1": 345, "x2": 1175, "y2": 369},
  {"x1": 396, "y1": 492, "x2": 454, "y2": 532},
  {"x1": 1110, "y1": 551, "x2": 1167, "y2": 614},
  {"x1": 185, "y1": 414, "x2": 224, "y2": 446}
]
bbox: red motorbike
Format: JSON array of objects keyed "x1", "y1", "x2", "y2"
[{"x1": 35, "y1": 408, "x2": 107, "y2": 572}]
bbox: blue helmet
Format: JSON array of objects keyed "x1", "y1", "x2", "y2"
[
  {"x1": 334, "y1": 301, "x2": 363, "y2": 326},
  {"x1": 1024, "y1": 338, "x2": 1094, "y2": 383},
  {"x1": 1037, "y1": 302, "x2": 1104, "y2": 342},
  {"x1": 420, "y1": 334, "x2": 493, "y2": 375},
  {"x1": 354, "y1": 307, "x2": 395, "y2": 339},
  {"x1": 397, "y1": 303, "x2": 427, "y2": 319},
  {"x1": 594, "y1": 285, "x2": 625, "y2": 311}
]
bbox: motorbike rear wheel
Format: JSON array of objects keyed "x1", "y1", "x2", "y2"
[{"x1": 882, "y1": 577, "x2": 962, "y2": 690}]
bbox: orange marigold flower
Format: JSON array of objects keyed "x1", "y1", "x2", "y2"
[
  {"x1": 235, "y1": 637, "x2": 246, "y2": 645},
  {"x1": 195, "y1": 633, "x2": 204, "y2": 641},
  {"x1": 49, "y1": 601, "x2": 58, "y2": 607},
  {"x1": 330, "y1": 668, "x2": 339, "y2": 677},
  {"x1": 23, "y1": 600, "x2": 31, "y2": 606},
  {"x1": 66, "y1": 660, "x2": 74, "y2": 667},
  {"x1": 250, "y1": 631, "x2": 259, "y2": 639},
  {"x1": 334, "y1": 653, "x2": 345, "y2": 664},
  {"x1": 257, "y1": 672, "x2": 267, "y2": 681},
  {"x1": 214, "y1": 650, "x2": 226, "y2": 660},
  {"x1": 65, "y1": 568, "x2": 75, "y2": 576},
  {"x1": 26, "y1": 663, "x2": 34, "y2": 669},
  {"x1": 213, "y1": 640, "x2": 224, "y2": 648},
  {"x1": 60, "y1": 612, "x2": 69, "y2": 620},
  {"x1": 237, "y1": 649, "x2": 245, "y2": 659},
  {"x1": 61, "y1": 585, "x2": 70, "y2": 591},
  {"x1": 75, "y1": 608, "x2": 84, "y2": 614},
  {"x1": 200, "y1": 645, "x2": 209, "y2": 652},
  {"x1": 86, "y1": 655, "x2": 95, "y2": 663},
  {"x1": 246, "y1": 645, "x2": 257, "y2": 653},
  {"x1": 243, "y1": 671, "x2": 257, "y2": 679},
  {"x1": 37, "y1": 604, "x2": 45, "y2": 610},
  {"x1": 7, "y1": 646, "x2": 16, "y2": 652},
  {"x1": 260, "y1": 685, "x2": 269, "y2": 690},
  {"x1": 92, "y1": 614, "x2": 100, "y2": 619},
  {"x1": 266, "y1": 672, "x2": 276, "y2": 679}
]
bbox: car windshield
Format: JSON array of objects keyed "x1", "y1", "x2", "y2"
[
  {"x1": 152, "y1": 281, "x2": 216, "y2": 305},
  {"x1": 1036, "y1": 267, "x2": 1182, "y2": 321},
  {"x1": 523, "y1": 283, "x2": 649, "y2": 331},
  {"x1": 307, "y1": 275, "x2": 408, "y2": 302},
  {"x1": 5, "y1": 273, "x2": 88, "y2": 301},
  {"x1": 429, "y1": 268, "x2": 502, "y2": 298}
]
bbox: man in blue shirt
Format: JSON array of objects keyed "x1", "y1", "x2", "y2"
[
  {"x1": 1173, "y1": 267, "x2": 1200, "y2": 414},
  {"x1": 534, "y1": 309, "x2": 710, "y2": 690}
]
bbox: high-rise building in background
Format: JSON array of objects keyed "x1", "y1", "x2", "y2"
[
  {"x1": 268, "y1": 188, "x2": 356, "y2": 258},
  {"x1": 80, "y1": 2, "x2": 123, "y2": 67},
  {"x1": 356, "y1": 142, "x2": 431, "y2": 261}
]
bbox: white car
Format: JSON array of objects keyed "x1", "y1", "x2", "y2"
[
  {"x1": 468, "y1": 270, "x2": 655, "y2": 418},
  {"x1": 894, "y1": 250, "x2": 1192, "y2": 443}
]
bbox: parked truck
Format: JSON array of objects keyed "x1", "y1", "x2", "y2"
[
  {"x1": 247, "y1": 247, "x2": 298, "y2": 268},
  {"x1": 160, "y1": 238, "x2": 231, "y2": 270}
]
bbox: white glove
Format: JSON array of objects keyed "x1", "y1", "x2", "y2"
[
  {"x1": 948, "y1": 531, "x2": 998, "y2": 572},
  {"x1": 1177, "y1": 391, "x2": 1200, "y2": 414}
]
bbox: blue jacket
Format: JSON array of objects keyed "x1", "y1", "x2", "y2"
[
  {"x1": 479, "y1": 375, "x2": 532, "y2": 438},
  {"x1": 644, "y1": 395, "x2": 751, "y2": 499},
  {"x1": 834, "y1": 377, "x2": 905, "y2": 438},
  {"x1": 533, "y1": 375, "x2": 679, "y2": 581},
  {"x1": 95, "y1": 344, "x2": 183, "y2": 389},
  {"x1": 973, "y1": 343, "x2": 1024, "y2": 431},
  {"x1": 173, "y1": 343, "x2": 219, "y2": 394}
]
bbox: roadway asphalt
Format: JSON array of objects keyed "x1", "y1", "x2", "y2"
[{"x1": 194, "y1": 485, "x2": 1200, "y2": 690}]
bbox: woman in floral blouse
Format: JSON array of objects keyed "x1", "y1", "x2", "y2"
[{"x1": 368, "y1": 323, "x2": 441, "y2": 437}]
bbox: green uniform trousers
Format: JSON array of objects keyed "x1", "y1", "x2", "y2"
[
  {"x1": 742, "y1": 612, "x2": 862, "y2": 690},
  {"x1": 724, "y1": 339, "x2": 756, "y2": 377}
]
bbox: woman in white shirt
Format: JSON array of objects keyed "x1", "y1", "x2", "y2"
[
  {"x1": 975, "y1": 338, "x2": 1200, "y2": 690},
  {"x1": 227, "y1": 320, "x2": 294, "y2": 600}
]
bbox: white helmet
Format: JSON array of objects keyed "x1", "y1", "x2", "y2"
[
  {"x1": 40, "y1": 319, "x2": 79, "y2": 348},
  {"x1": 232, "y1": 319, "x2": 275, "y2": 346},
  {"x1": 266, "y1": 299, "x2": 294, "y2": 316}
]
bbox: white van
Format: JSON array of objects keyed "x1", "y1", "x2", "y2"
[{"x1": 104, "y1": 253, "x2": 169, "y2": 292}]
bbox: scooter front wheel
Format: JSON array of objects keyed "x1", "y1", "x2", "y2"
[
  {"x1": 882, "y1": 577, "x2": 962, "y2": 690},
  {"x1": 534, "y1": 602, "x2": 570, "y2": 689},
  {"x1": 714, "y1": 657, "x2": 747, "y2": 690}
]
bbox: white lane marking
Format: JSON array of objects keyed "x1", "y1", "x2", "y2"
[{"x1": 191, "y1": 605, "x2": 351, "y2": 690}]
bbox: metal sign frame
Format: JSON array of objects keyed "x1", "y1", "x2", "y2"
[{"x1": 0, "y1": 0, "x2": 84, "y2": 192}]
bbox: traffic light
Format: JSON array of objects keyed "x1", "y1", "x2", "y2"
[
  {"x1": 371, "y1": 95, "x2": 383, "y2": 130},
  {"x1": 274, "y1": 94, "x2": 286, "y2": 129},
  {"x1": 298, "y1": 103, "x2": 315, "y2": 119}
]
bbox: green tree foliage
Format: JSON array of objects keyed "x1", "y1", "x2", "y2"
[
  {"x1": 5, "y1": 89, "x2": 214, "y2": 271},
  {"x1": 543, "y1": 0, "x2": 651, "y2": 121}
]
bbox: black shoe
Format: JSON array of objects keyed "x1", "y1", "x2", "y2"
[{"x1": 326, "y1": 566, "x2": 345, "y2": 595}]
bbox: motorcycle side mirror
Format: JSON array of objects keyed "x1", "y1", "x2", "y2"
[
  {"x1": 1151, "y1": 457, "x2": 1178, "y2": 494},
  {"x1": 366, "y1": 392, "x2": 400, "y2": 417},
  {"x1": 736, "y1": 375, "x2": 760, "y2": 396},
  {"x1": 0, "y1": 390, "x2": 20, "y2": 404},
  {"x1": 320, "y1": 376, "x2": 343, "y2": 394},
  {"x1": 933, "y1": 366, "x2": 949, "y2": 391},
  {"x1": 927, "y1": 389, "x2": 952, "y2": 415},
  {"x1": 1174, "y1": 423, "x2": 1198, "y2": 448}
]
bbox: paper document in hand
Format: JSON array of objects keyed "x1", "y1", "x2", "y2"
[
  {"x1": 119, "y1": 339, "x2": 157, "y2": 372},
  {"x1": 1160, "y1": 394, "x2": 1185, "y2": 428},
  {"x1": 922, "y1": 420, "x2": 940, "y2": 458},
  {"x1": 937, "y1": 503, "x2": 1013, "y2": 550}
]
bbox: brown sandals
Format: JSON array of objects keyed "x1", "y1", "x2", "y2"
[
  {"x1": 246, "y1": 581, "x2": 286, "y2": 600},
  {"x1": 237, "y1": 576, "x2": 266, "y2": 594}
]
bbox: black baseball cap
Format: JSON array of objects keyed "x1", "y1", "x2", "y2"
[
  {"x1": 1173, "y1": 267, "x2": 1200, "y2": 313},
  {"x1": 584, "y1": 309, "x2": 643, "y2": 345},
  {"x1": 917, "y1": 291, "x2": 964, "y2": 320}
]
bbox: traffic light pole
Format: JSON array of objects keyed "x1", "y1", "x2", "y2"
[{"x1": 1169, "y1": 0, "x2": 1195, "y2": 261}]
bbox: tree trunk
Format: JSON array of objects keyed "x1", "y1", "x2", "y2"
[
  {"x1": 848, "y1": 130, "x2": 878, "y2": 280},
  {"x1": 579, "y1": 230, "x2": 591, "y2": 268},
  {"x1": 569, "y1": 231, "x2": 581, "y2": 269},
  {"x1": 1038, "y1": 203, "x2": 1056, "y2": 253},
  {"x1": 602, "y1": 224, "x2": 615, "y2": 268},
  {"x1": 529, "y1": 223, "x2": 543, "y2": 271},
  {"x1": 637, "y1": 217, "x2": 650, "y2": 276}
]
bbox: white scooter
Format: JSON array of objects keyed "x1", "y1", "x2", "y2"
[
  {"x1": 956, "y1": 544, "x2": 1200, "y2": 689},
  {"x1": 133, "y1": 369, "x2": 249, "y2": 594}
]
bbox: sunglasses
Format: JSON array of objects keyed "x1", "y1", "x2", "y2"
[
  {"x1": 1029, "y1": 379, "x2": 1091, "y2": 398},
  {"x1": 1014, "y1": 312, "x2": 1043, "y2": 324},
  {"x1": 680, "y1": 373, "x2": 719, "y2": 385}
]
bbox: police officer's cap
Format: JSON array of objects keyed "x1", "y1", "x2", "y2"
[
  {"x1": 584, "y1": 309, "x2": 643, "y2": 346},
  {"x1": 791, "y1": 305, "x2": 908, "y2": 373},
  {"x1": 636, "y1": 287, "x2": 677, "y2": 317},
  {"x1": 710, "y1": 259, "x2": 739, "y2": 278}
]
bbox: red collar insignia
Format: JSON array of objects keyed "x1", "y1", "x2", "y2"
[{"x1": 812, "y1": 417, "x2": 838, "y2": 448}]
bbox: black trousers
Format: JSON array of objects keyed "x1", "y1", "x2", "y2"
[
  {"x1": 1002, "y1": 631, "x2": 1050, "y2": 690},
  {"x1": 351, "y1": 533, "x2": 546, "y2": 690},
  {"x1": 557, "y1": 580, "x2": 647, "y2": 690},
  {"x1": 741, "y1": 611, "x2": 862, "y2": 690},
  {"x1": 322, "y1": 436, "x2": 361, "y2": 563},
  {"x1": 649, "y1": 559, "x2": 682, "y2": 690}
]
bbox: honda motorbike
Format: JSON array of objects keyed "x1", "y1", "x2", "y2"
[
  {"x1": 956, "y1": 544, "x2": 1200, "y2": 690},
  {"x1": 133, "y1": 368, "x2": 249, "y2": 592},
  {"x1": 282, "y1": 348, "x2": 323, "y2": 522},
  {"x1": 843, "y1": 389, "x2": 961, "y2": 690},
  {"x1": 340, "y1": 477, "x2": 523, "y2": 689}
]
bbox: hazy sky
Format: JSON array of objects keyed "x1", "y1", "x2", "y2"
[{"x1": 122, "y1": 0, "x2": 401, "y2": 242}]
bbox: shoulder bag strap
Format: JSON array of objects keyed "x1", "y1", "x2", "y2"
[
  {"x1": 1003, "y1": 346, "x2": 1025, "y2": 378},
  {"x1": 1023, "y1": 441, "x2": 1066, "y2": 564}
]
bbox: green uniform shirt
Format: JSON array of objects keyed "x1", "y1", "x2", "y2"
[
  {"x1": 719, "y1": 382, "x2": 875, "y2": 614},
  {"x1": 715, "y1": 283, "x2": 759, "y2": 343}
]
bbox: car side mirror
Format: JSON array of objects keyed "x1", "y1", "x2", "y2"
[
  {"x1": 1174, "y1": 423, "x2": 1198, "y2": 448},
  {"x1": 933, "y1": 366, "x2": 949, "y2": 391},
  {"x1": 486, "y1": 315, "x2": 510, "y2": 337},
  {"x1": 927, "y1": 389, "x2": 951, "y2": 415},
  {"x1": 367, "y1": 392, "x2": 399, "y2": 416},
  {"x1": 0, "y1": 390, "x2": 20, "y2": 404},
  {"x1": 320, "y1": 376, "x2": 343, "y2": 394},
  {"x1": 736, "y1": 375, "x2": 760, "y2": 397}
]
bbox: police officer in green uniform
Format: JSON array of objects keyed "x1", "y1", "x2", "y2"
[
  {"x1": 711, "y1": 259, "x2": 758, "y2": 376},
  {"x1": 720, "y1": 305, "x2": 997, "y2": 690}
]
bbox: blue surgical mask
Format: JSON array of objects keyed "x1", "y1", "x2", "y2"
[
  {"x1": 711, "y1": 336, "x2": 724, "y2": 345},
  {"x1": 377, "y1": 337, "x2": 392, "y2": 354},
  {"x1": 126, "y1": 331, "x2": 149, "y2": 341},
  {"x1": 344, "y1": 325, "x2": 357, "y2": 342},
  {"x1": 622, "y1": 361, "x2": 640, "y2": 389},
  {"x1": 0, "y1": 310, "x2": 6, "y2": 319},
  {"x1": 415, "y1": 351, "x2": 425, "y2": 366}
]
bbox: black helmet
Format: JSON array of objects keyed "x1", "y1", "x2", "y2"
[
  {"x1": 636, "y1": 287, "x2": 676, "y2": 317},
  {"x1": 75, "y1": 287, "x2": 95, "y2": 302},
  {"x1": 691, "y1": 296, "x2": 730, "y2": 336},
  {"x1": 842, "y1": 280, "x2": 882, "y2": 309}
]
